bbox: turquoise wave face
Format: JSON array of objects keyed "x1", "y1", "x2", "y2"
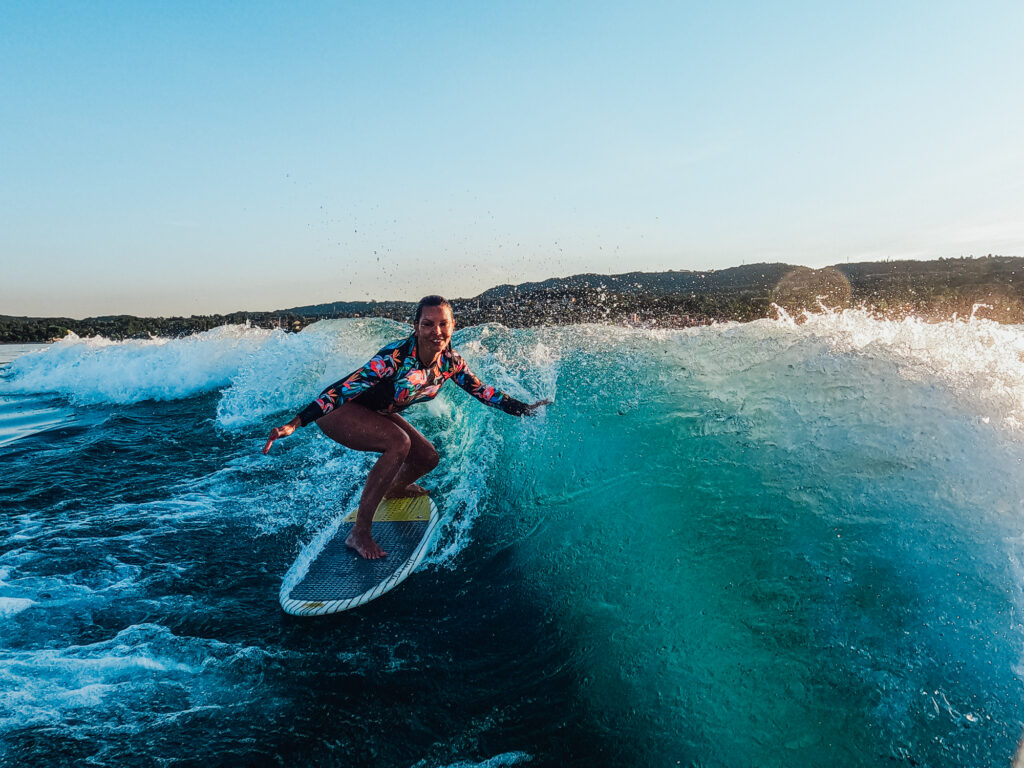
[
  {"x1": 2, "y1": 312, "x2": 1024, "y2": 766},
  {"x1": 473, "y1": 320, "x2": 1024, "y2": 765}
]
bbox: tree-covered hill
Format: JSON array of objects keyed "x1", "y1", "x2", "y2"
[{"x1": 2, "y1": 255, "x2": 1021, "y2": 343}]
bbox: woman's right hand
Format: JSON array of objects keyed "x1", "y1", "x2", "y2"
[{"x1": 263, "y1": 416, "x2": 301, "y2": 454}]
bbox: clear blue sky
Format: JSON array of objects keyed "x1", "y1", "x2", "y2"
[{"x1": 2, "y1": 1, "x2": 1023, "y2": 318}]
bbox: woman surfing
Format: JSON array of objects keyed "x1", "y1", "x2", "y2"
[{"x1": 262, "y1": 295, "x2": 550, "y2": 559}]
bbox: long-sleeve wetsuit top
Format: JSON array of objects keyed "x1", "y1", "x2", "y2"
[{"x1": 295, "y1": 335, "x2": 531, "y2": 426}]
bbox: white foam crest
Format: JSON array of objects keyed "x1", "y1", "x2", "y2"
[
  {"x1": 456, "y1": 324, "x2": 561, "y2": 400},
  {"x1": 1, "y1": 325, "x2": 276, "y2": 405},
  {"x1": 636, "y1": 309, "x2": 1024, "y2": 434},
  {"x1": 0, "y1": 624, "x2": 198, "y2": 731},
  {"x1": 779, "y1": 309, "x2": 1024, "y2": 431},
  {"x1": 0, "y1": 623, "x2": 296, "y2": 734},
  {"x1": 0, "y1": 597, "x2": 34, "y2": 618},
  {"x1": 0, "y1": 554, "x2": 145, "y2": 611},
  {"x1": 216, "y1": 317, "x2": 408, "y2": 429},
  {"x1": 0, "y1": 508, "x2": 155, "y2": 614}
]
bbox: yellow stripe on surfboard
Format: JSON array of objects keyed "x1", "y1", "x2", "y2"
[{"x1": 341, "y1": 494, "x2": 432, "y2": 523}]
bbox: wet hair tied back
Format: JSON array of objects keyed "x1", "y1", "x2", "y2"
[{"x1": 414, "y1": 295, "x2": 452, "y2": 324}]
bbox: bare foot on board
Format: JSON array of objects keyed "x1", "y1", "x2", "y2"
[
  {"x1": 384, "y1": 483, "x2": 429, "y2": 499},
  {"x1": 345, "y1": 528, "x2": 386, "y2": 559}
]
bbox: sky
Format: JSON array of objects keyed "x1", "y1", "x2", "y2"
[{"x1": 2, "y1": 1, "x2": 1023, "y2": 318}]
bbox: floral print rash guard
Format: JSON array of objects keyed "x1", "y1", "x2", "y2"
[{"x1": 295, "y1": 335, "x2": 531, "y2": 426}]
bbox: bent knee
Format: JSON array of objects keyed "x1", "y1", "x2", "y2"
[
  {"x1": 385, "y1": 429, "x2": 412, "y2": 458},
  {"x1": 422, "y1": 446, "x2": 440, "y2": 471}
]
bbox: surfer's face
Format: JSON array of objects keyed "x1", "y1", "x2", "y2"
[{"x1": 415, "y1": 304, "x2": 454, "y2": 360}]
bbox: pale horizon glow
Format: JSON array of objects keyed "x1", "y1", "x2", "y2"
[{"x1": 2, "y1": 2, "x2": 1023, "y2": 318}]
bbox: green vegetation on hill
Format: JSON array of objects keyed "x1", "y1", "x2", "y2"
[
  {"x1": 0, "y1": 312, "x2": 309, "y2": 343},
  {"x1": 2, "y1": 256, "x2": 1021, "y2": 343}
]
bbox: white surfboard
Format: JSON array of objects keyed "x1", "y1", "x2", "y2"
[{"x1": 279, "y1": 494, "x2": 438, "y2": 616}]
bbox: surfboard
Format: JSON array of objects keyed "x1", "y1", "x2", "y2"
[{"x1": 279, "y1": 494, "x2": 438, "y2": 616}]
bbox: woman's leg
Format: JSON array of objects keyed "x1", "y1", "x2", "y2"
[
  {"x1": 381, "y1": 413, "x2": 440, "y2": 498},
  {"x1": 316, "y1": 402, "x2": 412, "y2": 559}
]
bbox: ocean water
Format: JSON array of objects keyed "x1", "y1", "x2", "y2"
[{"x1": 2, "y1": 313, "x2": 1024, "y2": 767}]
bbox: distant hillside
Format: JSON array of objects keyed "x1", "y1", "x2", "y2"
[
  {"x1": 474, "y1": 263, "x2": 794, "y2": 301},
  {"x1": 453, "y1": 262, "x2": 797, "y2": 327},
  {"x1": 452, "y1": 256, "x2": 1024, "y2": 326},
  {"x1": 2, "y1": 256, "x2": 1021, "y2": 342},
  {"x1": 283, "y1": 299, "x2": 416, "y2": 319},
  {"x1": 278, "y1": 263, "x2": 797, "y2": 329}
]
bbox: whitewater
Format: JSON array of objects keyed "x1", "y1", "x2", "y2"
[{"x1": 2, "y1": 311, "x2": 1024, "y2": 767}]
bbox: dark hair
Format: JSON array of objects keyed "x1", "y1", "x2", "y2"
[{"x1": 414, "y1": 295, "x2": 452, "y2": 324}]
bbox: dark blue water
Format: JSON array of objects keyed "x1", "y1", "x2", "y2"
[{"x1": 2, "y1": 315, "x2": 1024, "y2": 767}]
